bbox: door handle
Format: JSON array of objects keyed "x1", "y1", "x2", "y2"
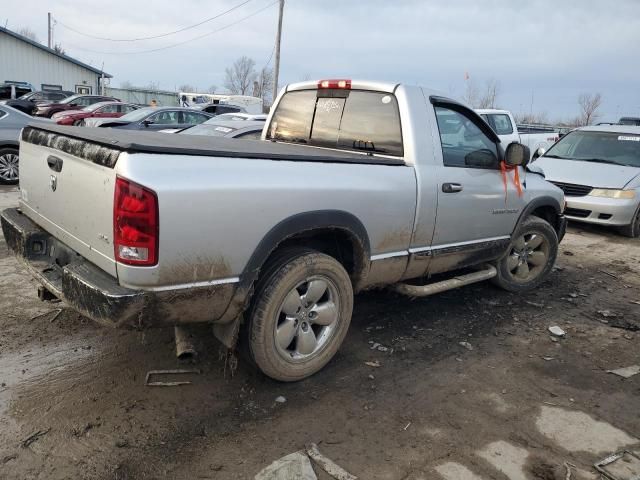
[
  {"x1": 442, "y1": 182, "x2": 463, "y2": 193},
  {"x1": 47, "y1": 155, "x2": 63, "y2": 172}
]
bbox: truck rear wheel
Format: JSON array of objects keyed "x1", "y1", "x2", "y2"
[
  {"x1": 246, "y1": 248, "x2": 353, "y2": 382},
  {"x1": 492, "y1": 216, "x2": 558, "y2": 292}
]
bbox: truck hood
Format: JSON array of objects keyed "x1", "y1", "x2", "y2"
[{"x1": 534, "y1": 157, "x2": 639, "y2": 189}]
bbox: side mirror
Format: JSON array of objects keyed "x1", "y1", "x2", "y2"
[
  {"x1": 464, "y1": 148, "x2": 499, "y2": 168},
  {"x1": 505, "y1": 142, "x2": 530, "y2": 167},
  {"x1": 532, "y1": 147, "x2": 546, "y2": 161},
  {"x1": 142, "y1": 119, "x2": 154, "y2": 127}
]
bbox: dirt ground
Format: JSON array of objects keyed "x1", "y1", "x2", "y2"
[{"x1": 0, "y1": 184, "x2": 638, "y2": 480}]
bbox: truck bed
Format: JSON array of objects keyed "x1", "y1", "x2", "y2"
[{"x1": 23, "y1": 123, "x2": 405, "y2": 167}]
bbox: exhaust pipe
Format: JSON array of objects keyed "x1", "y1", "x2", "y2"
[
  {"x1": 391, "y1": 265, "x2": 497, "y2": 298},
  {"x1": 174, "y1": 326, "x2": 197, "y2": 360}
]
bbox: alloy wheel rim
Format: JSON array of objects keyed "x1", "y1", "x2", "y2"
[
  {"x1": 274, "y1": 276, "x2": 340, "y2": 362},
  {"x1": 507, "y1": 233, "x2": 549, "y2": 282},
  {"x1": 0, "y1": 153, "x2": 19, "y2": 182}
]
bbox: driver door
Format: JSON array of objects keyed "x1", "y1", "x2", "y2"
[{"x1": 429, "y1": 104, "x2": 525, "y2": 274}]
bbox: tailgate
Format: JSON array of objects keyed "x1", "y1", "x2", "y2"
[{"x1": 18, "y1": 127, "x2": 120, "y2": 276}]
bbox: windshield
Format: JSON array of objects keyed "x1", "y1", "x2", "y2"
[
  {"x1": 83, "y1": 102, "x2": 109, "y2": 112},
  {"x1": 179, "y1": 124, "x2": 237, "y2": 137},
  {"x1": 118, "y1": 107, "x2": 156, "y2": 122},
  {"x1": 59, "y1": 94, "x2": 83, "y2": 104},
  {"x1": 544, "y1": 130, "x2": 640, "y2": 167},
  {"x1": 18, "y1": 92, "x2": 36, "y2": 100}
]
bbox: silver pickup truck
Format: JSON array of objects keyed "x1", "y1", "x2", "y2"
[{"x1": 1, "y1": 79, "x2": 566, "y2": 381}]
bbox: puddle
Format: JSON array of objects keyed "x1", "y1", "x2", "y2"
[
  {"x1": 536, "y1": 406, "x2": 638, "y2": 454},
  {"x1": 435, "y1": 462, "x2": 484, "y2": 480},
  {"x1": 0, "y1": 338, "x2": 101, "y2": 422},
  {"x1": 477, "y1": 441, "x2": 529, "y2": 480}
]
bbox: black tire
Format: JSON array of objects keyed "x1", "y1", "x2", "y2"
[
  {"x1": 492, "y1": 216, "x2": 558, "y2": 292},
  {"x1": 246, "y1": 247, "x2": 353, "y2": 382},
  {"x1": 618, "y1": 206, "x2": 640, "y2": 238},
  {"x1": 0, "y1": 147, "x2": 19, "y2": 185}
]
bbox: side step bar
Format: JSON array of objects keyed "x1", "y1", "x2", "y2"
[{"x1": 391, "y1": 265, "x2": 497, "y2": 298}]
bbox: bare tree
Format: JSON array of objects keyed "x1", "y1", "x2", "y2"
[
  {"x1": 462, "y1": 79, "x2": 479, "y2": 108},
  {"x1": 253, "y1": 67, "x2": 274, "y2": 104},
  {"x1": 514, "y1": 111, "x2": 550, "y2": 125},
  {"x1": 53, "y1": 43, "x2": 66, "y2": 55},
  {"x1": 178, "y1": 84, "x2": 196, "y2": 92},
  {"x1": 206, "y1": 85, "x2": 218, "y2": 94},
  {"x1": 146, "y1": 81, "x2": 160, "y2": 91},
  {"x1": 578, "y1": 93, "x2": 602, "y2": 126},
  {"x1": 17, "y1": 27, "x2": 39, "y2": 42},
  {"x1": 477, "y1": 79, "x2": 500, "y2": 109},
  {"x1": 224, "y1": 56, "x2": 257, "y2": 95},
  {"x1": 119, "y1": 80, "x2": 134, "y2": 89}
]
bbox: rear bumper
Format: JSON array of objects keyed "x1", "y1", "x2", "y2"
[
  {"x1": 565, "y1": 195, "x2": 638, "y2": 227},
  {"x1": 1, "y1": 207, "x2": 236, "y2": 328}
]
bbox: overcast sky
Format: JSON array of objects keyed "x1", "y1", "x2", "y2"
[{"x1": 4, "y1": 0, "x2": 640, "y2": 120}]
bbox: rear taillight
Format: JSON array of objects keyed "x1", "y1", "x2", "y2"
[
  {"x1": 317, "y1": 79, "x2": 351, "y2": 89},
  {"x1": 114, "y1": 176, "x2": 158, "y2": 266}
]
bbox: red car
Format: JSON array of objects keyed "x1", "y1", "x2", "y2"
[
  {"x1": 51, "y1": 101, "x2": 140, "y2": 126},
  {"x1": 33, "y1": 94, "x2": 120, "y2": 118}
]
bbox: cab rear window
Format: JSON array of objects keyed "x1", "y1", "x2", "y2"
[{"x1": 267, "y1": 89, "x2": 403, "y2": 156}]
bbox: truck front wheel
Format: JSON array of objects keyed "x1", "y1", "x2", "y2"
[
  {"x1": 492, "y1": 216, "x2": 558, "y2": 292},
  {"x1": 246, "y1": 248, "x2": 354, "y2": 382}
]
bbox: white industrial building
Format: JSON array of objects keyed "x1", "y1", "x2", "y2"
[{"x1": 0, "y1": 26, "x2": 111, "y2": 94}]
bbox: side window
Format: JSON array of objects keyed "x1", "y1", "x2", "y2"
[
  {"x1": 78, "y1": 97, "x2": 95, "y2": 106},
  {"x1": 148, "y1": 111, "x2": 178, "y2": 124},
  {"x1": 96, "y1": 104, "x2": 116, "y2": 113},
  {"x1": 434, "y1": 106, "x2": 499, "y2": 168},
  {"x1": 120, "y1": 104, "x2": 137, "y2": 113},
  {"x1": 490, "y1": 114, "x2": 514, "y2": 135},
  {"x1": 0, "y1": 108, "x2": 7, "y2": 120},
  {"x1": 182, "y1": 112, "x2": 210, "y2": 125}
]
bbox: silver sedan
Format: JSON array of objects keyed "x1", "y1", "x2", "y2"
[{"x1": 0, "y1": 105, "x2": 51, "y2": 184}]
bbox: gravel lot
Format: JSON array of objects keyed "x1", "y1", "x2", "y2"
[{"x1": 0, "y1": 185, "x2": 638, "y2": 480}]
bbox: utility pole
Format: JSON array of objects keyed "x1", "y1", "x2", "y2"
[
  {"x1": 47, "y1": 12, "x2": 52, "y2": 48},
  {"x1": 272, "y1": 0, "x2": 285, "y2": 104}
]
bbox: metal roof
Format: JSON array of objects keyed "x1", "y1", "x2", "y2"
[{"x1": 0, "y1": 26, "x2": 112, "y2": 78}]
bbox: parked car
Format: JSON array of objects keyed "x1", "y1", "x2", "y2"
[
  {"x1": 476, "y1": 109, "x2": 560, "y2": 160},
  {"x1": 33, "y1": 95, "x2": 119, "y2": 118},
  {"x1": 533, "y1": 125, "x2": 640, "y2": 237},
  {"x1": 196, "y1": 103, "x2": 246, "y2": 115},
  {"x1": 172, "y1": 119, "x2": 265, "y2": 139},
  {"x1": 0, "y1": 82, "x2": 34, "y2": 100},
  {"x1": 52, "y1": 101, "x2": 140, "y2": 126},
  {"x1": 0, "y1": 104, "x2": 51, "y2": 184},
  {"x1": 5, "y1": 90, "x2": 75, "y2": 115},
  {"x1": 1, "y1": 79, "x2": 566, "y2": 381},
  {"x1": 619, "y1": 117, "x2": 640, "y2": 126},
  {"x1": 86, "y1": 107, "x2": 213, "y2": 131},
  {"x1": 214, "y1": 113, "x2": 267, "y2": 122}
]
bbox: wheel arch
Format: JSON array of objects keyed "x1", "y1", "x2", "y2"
[
  {"x1": 213, "y1": 210, "x2": 371, "y2": 349},
  {"x1": 0, "y1": 141, "x2": 19, "y2": 151},
  {"x1": 514, "y1": 196, "x2": 563, "y2": 237}
]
